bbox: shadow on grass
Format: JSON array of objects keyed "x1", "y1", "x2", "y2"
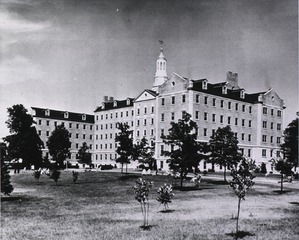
[
  {"x1": 207, "y1": 180, "x2": 228, "y2": 185},
  {"x1": 226, "y1": 231, "x2": 255, "y2": 239},
  {"x1": 139, "y1": 225, "x2": 157, "y2": 231},
  {"x1": 289, "y1": 202, "x2": 299, "y2": 206},
  {"x1": 273, "y1": 190, "x2": 292, "y2": 194},
  {"x1": 158, "y1": 209, "x2": 175, "y2": 213},
  {"x1": 1, "y1": 195, "x2": 32, "y2": 202},
  {"x1": 173, "y1": 186, "x2": 214, "y2": 191},
  {"x1": 119, "y1": 174, "x2": 140, "y2": 180}
]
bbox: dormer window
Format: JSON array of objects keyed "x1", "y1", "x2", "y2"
[
  {"x1": 240, "y1": 90, "x2": 245, "y2": 99},
  {"x1": 222, "y1": 86, "x2": 227, "y2": 94},
  {"x1": 102, "y1": 102, "x2": 105, "y2": 109},
  {"x1": 202, "y1": 80, "x2": 207, "y2": 90},
  {"x1": 126, "y1": 98, "x2": 130, "y2": 105},
  {"x1": 82, "y1": 114, "x2": 86, "y2": 121},
  {"x1": 45, "y1": 109, "x2": 50, "y2": 116},
  {"x1": 64, "y1": 112, "x2": 69, "y2": 118},
  {"x1": 114, "y1": 101, "x2": 117, "y2": 107}
]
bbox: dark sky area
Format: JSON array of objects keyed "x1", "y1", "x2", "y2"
[{"x1": 0, "y1": 0, "x2": 297, "y2": 137}]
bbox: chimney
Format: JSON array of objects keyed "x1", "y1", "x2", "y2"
[
  {"x1": 109, "y1": 96, "x2": 114, "y2": 102},
  {"x1": 103, "y1": 96, "x2": 109, "y2": 102}
]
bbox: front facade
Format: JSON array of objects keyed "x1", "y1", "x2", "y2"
[{"x1": 31, "y1": 48, "x2": 285, "y2": 172}]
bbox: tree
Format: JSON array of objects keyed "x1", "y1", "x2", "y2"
[
  {"x1": 4, "y1": 104, "x2": 44, "y2": 168},
  {"x1": 157, "y1": 184, "x2": 174, "y2": 211},
  {"x1": 209, "y1": 125, "x2": 242, "y2": 182},
  {"x1": 1, "y1": 142, "x2": 13, "y2": 195},
  {"x1": 115, "y1": 122, "x2": 134, "y2": 174},
  {"x1": 229, "y1": 157, "x2": 255, "y2": 236},
  {"x1": 46, "y1": 169, "x2": 61, "y2": 185},
  {"x1": 133, "y1": 178, "x2": 153, "y2": 228},
  {"x1": 77, "y1": 142, "x2": 92, "y2": 167},
  {"x1": 163, "y1": 111, "x2": 207, "y2": 189},
  {"x1": 47, "y1": 124, "x2": 71, "y2": 168},
  {"x1": 133, "y1": 137, "x2": 156, "y2": 171},
  {"x1": 275, "y1": 159, "x2": 293, "y2": 192},
  {"x1": 281, "y1": 118, "x2": 298, "y2": 171}
]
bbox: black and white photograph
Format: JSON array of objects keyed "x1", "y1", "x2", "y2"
[{"x1": 1, "y1": 0, "x2": 298, "y2": 239}]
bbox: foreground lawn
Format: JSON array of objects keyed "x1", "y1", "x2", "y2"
[{"x1": 1, "y1": 170, "x2": 299, "y2": 240}]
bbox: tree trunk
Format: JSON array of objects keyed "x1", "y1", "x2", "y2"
[
  {"x1": 224, "y1": 166, "x2": 227, "y2": 182},
  {"x1": 121, "y1": 163, "x2": 123, "y2": 174},
  {"x1": 126, "y1": 163, "x2": 128, "y2": 174},
  {"x1": 280, "y1": 173, "x2": 283, "y2": 192},
  {"x1": 236, "y1": 197, "x2": 241, "y2": 234},
  {"x1": 180, "y1": 170, "x2": 184, "y2": 189}
]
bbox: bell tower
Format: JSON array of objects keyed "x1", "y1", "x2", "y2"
[{"x1": 153, "y1": 46, "x2": 167, "y2": 89}]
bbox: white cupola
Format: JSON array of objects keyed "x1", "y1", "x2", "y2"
[{"x1": 153, "y1": 48, "x2": 168, "y2": 89}]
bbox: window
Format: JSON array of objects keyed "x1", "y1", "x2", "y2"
[
  {"x1": 248, "y1": 149, "x2": 251, "y2": 157},
  {"x1": 144, "y1": 108, "x2": 147, "y2": 114},
  {"x1": 151, "y1": 129, "x2": 154, "y2": 136},
  {"x1": 171, "y1": 96, "x2": 175, "y2": 104},
  {"x1": 277, "y1": 137, "x2": 281, "y2": 144},
  {"x1": 262, "y1": 149, "x2": 267, "y2": 157},
  {"x1": 203, "y1": 81, "x2": 207, "y2": 89},
  {"x1": 242, "y1": 119, "x2": 245, "y2": 127},
  {"x1": 195, "y1": 111, "x2": 199, "y2": 120},
  {"x1": 45, "y1": 109, "x2": 50, "y2": 116},
  {"x1": 83, "y1": 124, "x2": 86, "y2": 130},
  {"x1": 277, "y1": 123, "x2": 281, "y2": 131},
  {"x1": 263, "y1": 107, "x2": 267, "y2": 114},
  {"x1": 204, "y1": 96, "x2": 208, "y2": 105},
  {"x1": 110, "y1": 124, "x2": 113, "y2": 129},
  {"x1": 241, "y1": 133, "x2": 245, "y2": 141},
  {"x1": 204, "y1": 112, "x2": 208, "y2": 121},
  {"x1": 182, "y1": 95, "x2": 186, "y2": 103},
  {"x1": 160, "y1": 145, "x2": 164, "y2": 155},
  {"x1": 144, "y1": 119, "x2": 147, "y2": 126},
  {"x1": 111, "y1": 113, "x2": 113, "y2": 119},
  {"x1": 240, "y1": 90, "x2": 245, "y2": 99},
  {"x1": 137, "y1": 120, "x2": 140, "y2": 126},
  {"x1": 161, "y1": 98, "x2": 165, "y2": 106},
  {"x1": 132, "y1": 110, "x2": 134, "y2": 116},
  {"x1": 90, "y1": 125, "x2": 93, "y2": 130},
  {"x1": 76, "y1": 143, "x2": 79, "y2": 149},
  {"x1": 271, "y1": 109, "x2": 274, "y2": 116},
  {"x1": 220, "y1": 115, "x2": 224, "y2": 123},
  {"x1": 276, "y1": 151, "x2": 281, "y2": 158},
  {"x1": 212, "y1": 129, "x2": 216, "y2": 136},
  {"x1": 171, "y1": 112, "x2": 175, "y2": 121},
  {"x1": 248, "y1": 134, "x2": 251, "y2": 142},
  {"x1": 76, "y1": 124, "x2": 79, "y2": 129},
  {"x1": 235, "y1": 103, "x2": 239, "y2": 111},
  {"x1": 83, "y1": 134, "x2": 86, "y2": 140},
  {"x1": 228, "y1": 116, "x2": 231, "y2": 125},
  {"x1": 262, "y1": 121, "x2": 267, "y2": 129},
  {"x1": 212, "y1": 114, "x2": 216, "y2": 122},
  {"x1": 228, "y1": 102, "x2": 231, "y2": 110},
  {"x1": 235, "y1": 118, "x2": 238, "y2": 126},
  {"x1": 220, "y1": 100, "x2": 224, "y2": 108},
  {"x1": 262, "y1": 135, "x2": 267, "y2": 142},
  {"x1": 38, "y1": 120, "x2": 42, "y2": 125},
  {"x1": 222, "y1": 86, "x2": 227, "y2": 94},
  {"x1": 161, "y1": 113, "x2": 164, "y2": 121},
  {"x1": 242, "y1": 105, "x2": 245, "y2": 112},
  {"x1": 271, "y1": 122, "x2": 274, "y2": 129},
  {"x1": 196, "y1": 95, "x2": 200, "y2": 103},
  {"x1": 76, "y1": 133, "x2": 79, "y2": 139},
  {"x1": 38, "y1": 130, "x2": 41, "y2": 135},
  {"x1": 151, "y1": 106, "x2": 154, "y2": 113},
  {"x1": 151, "y1": 118, "x2": 154, "y2": 125},
  {"x1": 204, "y1": 128, "x2": 207, "y2": 137},
  {"x1": 46, "y1": 120, "x2": 49, "y2": 126},
  {"x1": 249, "y1": 120, "x2": 252, "y2": 128},
  {"x1": 161, "y1": 129, "x2": 164, "y2": 137},
  {"x1": 270, "y1": 136, "x2": 273, "y2": 143},
  {"x1": 249, "y1": 106, "x2": 252, "y2": 114},
  {"x1": 213, "y1": 98, "x2": 216, "y2": 107},
  {"x1": 277, "y1": 110, "x2": 282, "y2": 117},
  {"x1": 96, "y1": 135, "x2": 98, "y2": 140},
  {"x1": 234, "y1": 132, "x2": 237, "y2": 138}
]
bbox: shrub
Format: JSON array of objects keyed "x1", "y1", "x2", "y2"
[
  {"x1": 1, "y1": 163, "x2": 14, "y2": 195},
  {"x1": 260, "y1": 162, "x2": 267, "y2": 174},
  {"x1": 33, "y1": 170, "x2": 41, "y2": 182},
  {"x1": 157, "y1": 184, "x2": 174, "y2": 211},
  {"x1": 47, "y1": 169, "x2": 61, "y2": 185},
  {"x1": 100, "y1": 164, "x2": 114, "y2": 170},
  {"x1": 72, "y1": 171, "x2": 79, "y2": 184}
]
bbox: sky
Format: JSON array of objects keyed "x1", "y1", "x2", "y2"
[{"x1": 0, "y1": 0, "x2": 298, "y2": 138}]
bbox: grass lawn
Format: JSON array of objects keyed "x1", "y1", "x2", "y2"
[{"x1": 1, "y1": 170, "x2": 299, "y2": 240}]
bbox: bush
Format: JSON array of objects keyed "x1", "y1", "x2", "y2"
[
  {"x1": 203, "y1": 170, "x2": 208, "y2": 175},
  {"x1": 33, "y1": 170, "x2": 41, "y2": 182},
  {"x1": 157, "y1": 184, "x2": 174, "y2": 211},
  {"x1": 260, "y1": 162, "x2": 267, "y2": 174},
  {"x1": 72, "y1": 171, "x2": 79, "y2": 183},
  {"x1": 47, "y1": 169, "x2": 61, "y2": 185},
  {"x1": 208, "y1": 169, "x2": 215, "y2": 172}
]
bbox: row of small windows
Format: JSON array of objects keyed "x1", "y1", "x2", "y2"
[
  {"x1": 38, "y1": 130, "x2": 93, "y2": 140},
  {"x1": 262, "y1": 135, "x2": 281, "y2": 144},
  {"x1": 262, "y1": 149, "x2": 281, "y2": 158},
  {"x1": 95, "y1": 142, "x2": 117, "y2": 150},
  {"x1": 136, "y1": 129, "x2": 155, "y2": 137},
  {"x1": 161, "y1": 95, "x2": 253, "y2": 113},
  {"x1": 74, "y1": 143, "x2": 93, "y2": 150},
  {"x1": 95, "y1": 153, "x2": 118, "y2": 161},
  {"x1": 95, "y1": 121, "x2": 134, "y2": 131},
  {"x1": 262, "y1": 121, "x2": 281, "y2": 130},
  {"x1": 96, "y1": 110, "x2": 134, "y2": 121},
  {"x1": 39, "y1": 120, "x2": 93, "y2": 130},
  {"x1": 137, "y1": 106, "x2": 155, "y2": 115},
  {"x1": 136, "y1": 118, "x2": 154, "y2": 126},
  {"x1": 44, "y1": 110, "x2": 86, "y2": 121},
  {"x1": 262, "y1": 107, "x2": 282, "y2": 117}
]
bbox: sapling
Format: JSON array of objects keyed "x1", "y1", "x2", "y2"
[
  {"x1": 229, "y1": 157, "x2": 255, "y2": 236},
  {"x1": 47, "y1": 169, "x2": 61, "y2": 185},
  {"x1": 33, "y1": 170, "x2": 41, "y2": 182},
  {"x1": 133, "y1": 178, "x2": 153, "y2": 228},
  {"x1": 157, "y1": 184, "x2": 174, "y2": 211}
]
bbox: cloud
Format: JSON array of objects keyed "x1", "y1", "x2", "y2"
[{"x1": 0, "y1": 55, "x2": 45, "y2": 84}]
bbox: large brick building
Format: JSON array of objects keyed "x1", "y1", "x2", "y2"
[{"x1": 32, "y1": 48, "x2": 285, "y2": 171}]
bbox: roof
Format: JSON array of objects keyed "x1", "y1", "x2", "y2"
[
  {"x1": 94, "y1": 98, "x2": 135, "y2": 112},
  {"x1": 190, "y1": 79, "x2": 266, "y2": 104},
  {"x1": 31, "y1": 107, "x2": 94, "y2": 123}
]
